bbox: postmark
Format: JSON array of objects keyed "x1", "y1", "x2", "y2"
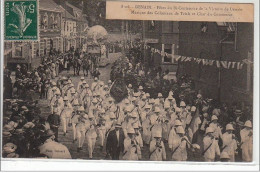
[{"x1": 4, "y1": 0, "x2": 39, "y2": 41}]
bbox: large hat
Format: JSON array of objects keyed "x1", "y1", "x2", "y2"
[
  {"x1": 191, "y1": 106, "x2": 196, "y2": 112},
  {"x1": 220, "y1": 152, "x2": 230, "y2": 159},
  {"x1": 154, "y1": 107, "x2": 161, "y2": 113},
  {"x1": 154, "y1": 131, "x2": 162, "y2": 138},
  {"x1": 109, "y1": 112, "x2": 116, "y2": 119},
  {"x1": 180, "y1": 101, "x2": 186, "y2": 107},
  {"x1": 244, "y1": 120, "x2": 252, "y2": 128},
  {"x1": 211, "y1": 115, "x2": 218, "y2": 121},
  {"x1": 206, "y1": 127, "x2": 214, "y2": 134},
  {"x1": 174, "y1": 119, "x2": 182, "y2": 126},
  {"x1": 226, "y1": 124, "x2": 234, "y2": 131},
  {"x1": 63, "y1": 96, "x2": 69, "y2": 101},
  {"x1": 78, "y1": 106, "x2": 85, "y2": 112},
  {"x1": 127, "y1": 127, "x2": 135, "y2": 134},
  {"x1": 176, "y1": 126, "x2": 185, "y2": 134}
]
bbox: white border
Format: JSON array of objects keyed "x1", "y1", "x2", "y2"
[{"x1": 1, "y1": 0, "x2": 259, "y2": 171}]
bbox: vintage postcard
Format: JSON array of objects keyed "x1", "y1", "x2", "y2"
[{"x1": 1, "y1": 0, "x2": 258, "y2": 171}]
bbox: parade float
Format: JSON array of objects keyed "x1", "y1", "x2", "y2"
[{"x1": 86, "y1": 25, "x2": 109, "y2": 67}]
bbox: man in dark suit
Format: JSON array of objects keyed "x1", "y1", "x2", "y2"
[
  {"x1": 106, "y1": 123, "x2": 124, "y2": 160},
  {"x1": 47, "y1": 107, "x2": 61, "y2": 142}
]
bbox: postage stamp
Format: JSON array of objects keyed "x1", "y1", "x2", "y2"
[{"x1": 4, "y1": 0, "x2": 38, "y2": 41}]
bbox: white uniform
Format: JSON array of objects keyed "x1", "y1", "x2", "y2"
[
  {"x1": 240, "y1": 128, "x2": 253, "y2": 162},
  {"x1": 203, "y1": 136, "x2": 220, "y2": 162},
  {"x1": 171, "y1": 135, "x2": 188, "y2": 161},
  {"x1": 149, "y1": 139, "x2": 166, "y2": 161},
  {"x1": 122, "y1": 137, "x2": 141, "y2": 160},
  {"x1": 60, "y1": 103, "x2": 73, "y2": 133},
  {"x1": 86, "y1": 125, "x2": 97, "y2": 158},
  {"x1": 222, "y1": 132, "x2": 238, "y2": 162}
]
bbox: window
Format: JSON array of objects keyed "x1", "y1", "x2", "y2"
[{"x1": 162, "y1": 44, "x2": 175, "y2": 63}]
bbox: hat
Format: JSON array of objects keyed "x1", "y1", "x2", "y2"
[
  {"x1": 55, "y1": 91, "x2": 61, "y2": 95},
  {"x1": 21, "y1": 106, "x2": 28, "y2": 110},
  {"x1": 128, "y1": 84, "x2": 132, "y2": 88},
  {"x1": 138, "y1": 86, "x2": 143, "y2": 90},
  {"x1": 82, "y1": 80, "x2": 87, "y2": 84},
  {"x1": 175, "y1": 107, "x2": 181, "y2": 113},
  {"x1": 154, "y1": 107, "x2": 161, "y2": 113},
  {"x1": 133, "y1": 123, "x2": 139, "y2": 129},
  {"x1": 78, "y1": 106, "x2": 85, "y2": 112},
  {"x1": 211, "y1": 115, "x2": 218, "y2": 121},
  {"x1": 154, "y1": 131, "x2": 162, "y2": 138},
  {"x1": 80, "y1": 77, "x2": 85, "y2": 80},
  {"x1": 23, "y1": 122, "x2": 35, "y2": 128},
  {"x1": 175, "y1": 119, "x2": 182, "y2": 126},
  {"x1": 176, "y1": 126, "x2": 185, "y2": 134},
  {"x1": 85, "y1": 84, "x2": 89, "y2": 88},
  {"x1": 149, "y1": 99, "x2": 155, "y2": 104},
  {"x1": 94, "y1": 77, "x2": 98, "y2": 81},
  {"x1": 73, "y1": 100, "x2": 79, "y2": 105},
  {"x1": 169, "y1": 91, "x2": 173, "y2": 96},
  {"x1": 158, "y1": 93, "x2": 163, "y2": 97},
  {"x1": 145, "y1": 104, "x2": 151, "y2": 109},
  {"x1": 206, "y1": 127, "x2": 214, "y2": 134},
  {"x1": 191, "y1": 106, "x2": 196, "y2": 112},
  {"x1": 71, "y1": 88, "x2": 76, "y2": 94},
  {"x1": 108, "y1": 80, "x2": 112, "y2": 84},
  {"x1": 127, "y1": 127, "x2": 135, "y2": 134},
  {"x1": 68, "y1": 80, "x2": 72, "y2": 84},
  {"x1": 142, "y1": 95, "x2": 147, "y2": 100},
  {"x1": 92, "y1": 98, "x2": 98, "y2": 103},
  {"x1": 63, "y1": 96, "x2": 69, "y2": 101},
  {"x1": 133, "y1": 92, "x2": 140, "y2": 97},
  {"x1": 131, "y1": 112, "x2": 138, "y2": 118},
  {"x1": 220, "y1": 152, "x2": 230, "y2": 159},
  {"x1": 212, "y1": 108, "x2": 221, "y2": 116},
  {"x1": 244, "y1": 120, "x2": 252, "y2": 128},
  {"x1": 146, "y1": 93, "x2": 150, "y2": 97},
  {"x1": 180, "y1": 101, "x2": 186, "y2": 107},
  {"x1": 168, "y1": 95, "x2": 174, "y2": 100},
  {"x1": 109, "y1": 112, "x2": 116, "y2": 119},
  {"x1": 226, "y1": 124, "x2": 234, "y2": 131}
]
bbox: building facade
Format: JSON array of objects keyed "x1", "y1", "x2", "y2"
[
  {"x1": 142, "y1": 21, "x2": 179, "y2": 72},
  {"x1": 178, "y1": 22, "x2": 253, "y2": 104}
]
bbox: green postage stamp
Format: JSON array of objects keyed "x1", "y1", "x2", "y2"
[{"x1": 4, "y1": 0, "x2": 39, "y2": 41}]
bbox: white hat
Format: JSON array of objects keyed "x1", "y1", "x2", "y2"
[
  {"x1": 108, "y1": 80, "x2": 112, "y2": 84},
  {"x1": 85, "y1": 84, "x2": 89, "y2": 88},
  {"x1": 168, "y1": 95, "x2": 174, "y2": 100},
  {"x1": 158, "y1": 93, "x2": 163, "y2": 97},
  {"x1": 149, "y1": 99, "x2": 155, "y2": 104},
  {"x1": 211, "y1": 115, "x2": 218, "y2": 121},
  {"x1": 127, "y1": 127, "x2": 135, "y2": 134},
  {"x1": 78, "y1": 106, "x2": 85, "y2": 112},
  {"x1": 142, "y1": 95, "x2": 147, "y2": 100},
  {"x1": 175, "y1": 107, "x2": 181, "y2": 113},
  {"x1": 128, "y1": 84, "x2": 132, "y2": 88},
  {"x1": 154, "y1": 131, "x2": 162, "y2": 138},
  {"x1": 138, "y1": 86, "x2": 143, "y2": 90},
  {"x1": 212, "y1": 109, "x2": 221, "y2": 116},
  {"x1": 176, "y1": 126, "x2": 185, "y2": 134},
  {"x1": 226, "y1": 124, "x2": 234, "y2": 131},
  {"x1": 131, "y1": 112, "x2": 138, "y2": 118},
  {"x1": 197, "y1": 94, "x2": 202, "y2": 98},
  {"x1": 82, "y1": 80, "x2": 87, "y2": 84},
  {"x1": 154, "y1": 107, "x2": 161, "y2": 113},
  {"x1": 206, "y1": 127, "x2": 214, "y2": 134},
  {"x1": 180, "y1": 101, "x2": 186, "y2": 107},
  {"x1": 244, "y1": 120, "x2": 252, "y2": 128},
  {"x1": 63, "y1": 96, "x2": 69, "y2": 101},
  {"x1": 174, "y1": 119, "x2": 182, "y2": 126},
  {"x1": 220, "y1": 152, "x2": 230, "y2": 159},
  {"x1": 145, "y1": 104, "x2": 151, "y2": 109},
  {"x1": 94, "y1": 77, "x2": 98, "y2": 81},
  {"x1": 146, "y1": 93, "x2": 150, "y2": 97},
  {"x1": 55, "y1": 90, "x2": 61, "y2": 95},
  {"x1": 80, "y1": 77, "x2": 85, "y2": 80},
  {"x1": 191, "y1": 106, "x2": 196, "y2": 112},
  {"x1": 109, "y1": 112, "x2": 116, "y2": 119}
]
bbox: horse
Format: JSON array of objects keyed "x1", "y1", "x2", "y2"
[
  {"x1": 72, "y1": 57, "x2": 81, "y2": 76},
  {"x1": 82, "y1": 57, "x2": 91, "y2": 77}
]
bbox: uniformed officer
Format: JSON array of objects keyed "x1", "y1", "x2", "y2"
[
  {"x1": 222, "y1": 124, "x2": 238, "y2": 162},
  {"x1": 86, "y1": 113, "x2": 97, "y2": 159},
  {"x1": 122, "y1": 128, "x2": 141, "y2": 160},
  {"x1": 149, "y1": 131, "x2": 166, "y2": 161},
  {"x1": 47, "y1": 107, "x2": 61, "y2": 142},
  {"x1": 203, "y1": 127, "x2": 220, "y2": 162},
  {"x1": 240, "y1": 120, "x2": 253, "y2": 162},
  {"x1": 60, "y1": 96, "x2": 73, "y2": 136}
]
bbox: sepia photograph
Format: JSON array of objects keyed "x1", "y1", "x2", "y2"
[{"x1": 1, "y1": 0, "x2": 256, "y2": 166}]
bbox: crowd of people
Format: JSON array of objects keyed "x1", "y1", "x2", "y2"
[{"x1": 2, "y1": 43, "x2": 253, "y2": 162}]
